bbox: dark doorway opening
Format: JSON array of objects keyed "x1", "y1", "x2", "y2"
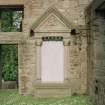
[{"x1": 0, "y1": 44, "x2": 18, "y2": 89}]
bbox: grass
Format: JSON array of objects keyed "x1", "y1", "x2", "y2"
[{"x1": 0, "y1": 90, "x2": 93, "y2": 105}]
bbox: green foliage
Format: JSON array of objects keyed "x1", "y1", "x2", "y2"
[
  {"x1": 1, "y1": 45, "x2": 18, "y2": 81},
  {"x1": 0, "y1": 90, "x2": 93, "y2": 105},
  {"x1": 0, "y1": 9, "x2": 21, "y2": 81},
  {"x1": 1, "y1": 10, "x2": 13, "y2": 32},
  {"x1": 0, "y1": 9, "x2": 23, "y2": 32}
]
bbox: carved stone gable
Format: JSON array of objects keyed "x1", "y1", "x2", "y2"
[
  {"x1": 31, "y1": 7, "x2": 74, "y2": 32},
  {"x1": 35, "y1": 13, "x2": 70, "y2": 32}
]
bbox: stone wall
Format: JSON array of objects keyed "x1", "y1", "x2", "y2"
[
  {"x1": 93, "y1": 16, "x2": 105, "y2": 105},
  {"x1": 87, "y1": 0, "x2": 105, "y2": 104},
  {"x1": 0, "y1": 0, "x2": 93, "y2": 96},
  {"x1": 2, "y1": 81, "x2": 17, "y2": 89},
  {"x1": 86, "y1": 2, "x2": 94, "y2": 96},
  {"x1": 23, "y1": 0, "x2": 92, "y2": 96},
  {"x1": 95, "y1": 79, "x2": 105, "y2": 105}
]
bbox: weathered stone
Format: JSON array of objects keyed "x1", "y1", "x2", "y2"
[
  {"x1": 0, "y1": 0, "x2": 92, "y2": 97},
  {"x1": 87, "y1": 0, "x2": 105, "y2": 104}
]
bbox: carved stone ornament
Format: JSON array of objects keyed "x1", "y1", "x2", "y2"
[{"x1": 30, "y1": 7, "x2": 79, "y2": 33}]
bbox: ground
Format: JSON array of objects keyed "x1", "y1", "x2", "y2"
[{"x1": 0, "y1": 90, "x2": 93, "y2": 105}]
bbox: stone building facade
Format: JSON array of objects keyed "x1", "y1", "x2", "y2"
[
  {"x1": 86, "y1": 0, "x2": 105, "y2": 104},
  {"x1": 0, "y1": 0, "x2": 95, "y2": 97}
]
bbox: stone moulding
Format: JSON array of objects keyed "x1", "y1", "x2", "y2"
[{"x1": 30, "y1": 7, "x2": 79, "y2": 33}]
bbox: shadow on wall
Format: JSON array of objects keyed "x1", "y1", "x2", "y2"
[{"x1": 85, "y1": 0, "x2": 105, "y2": 105}]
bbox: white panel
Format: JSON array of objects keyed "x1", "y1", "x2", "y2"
[{"x1": 41, "y1": 41, "x2": 64, "y2": 83}]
